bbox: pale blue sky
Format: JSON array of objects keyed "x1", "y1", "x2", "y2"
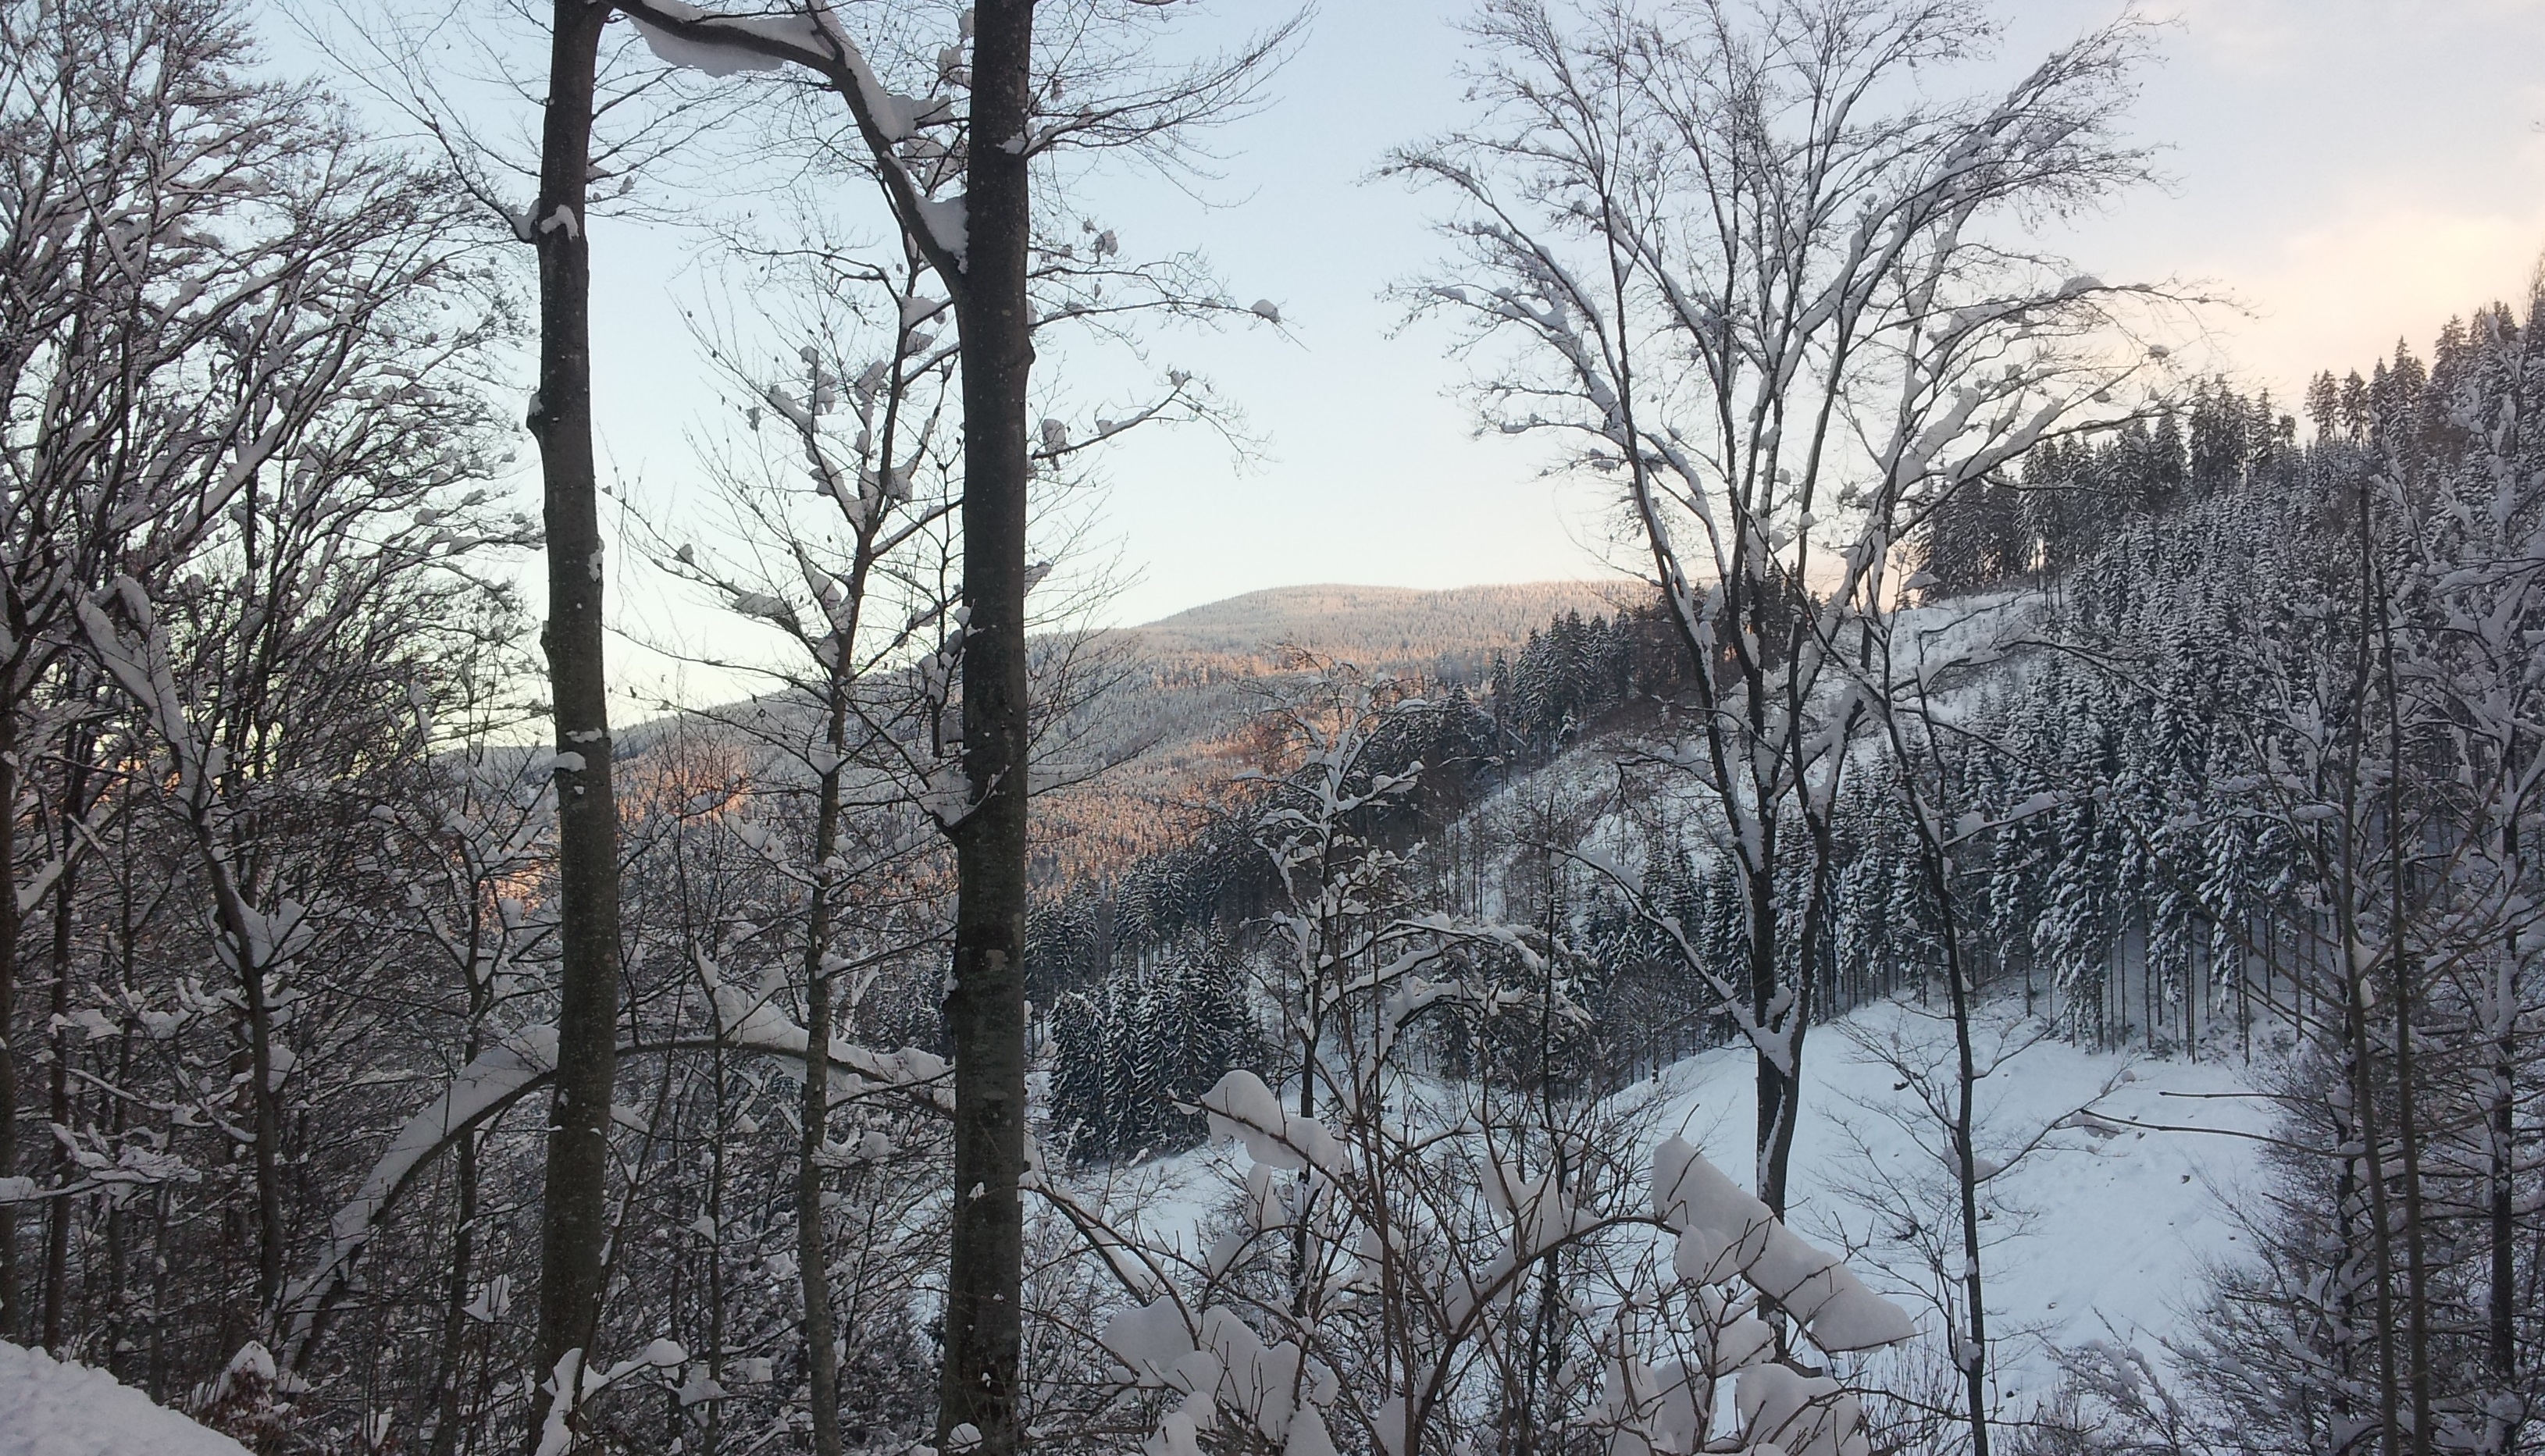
[
  {"x1": 1025, "y1": 0, "x2": 2545, "y2": 624},
  {"x1": 1021, "y1": 0, "x2": 2545, "y2": 622},
  {"x1": 284, "y1": 1, "x2": 2545, "y2": 705}
]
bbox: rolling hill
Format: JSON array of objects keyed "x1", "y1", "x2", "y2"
[
  {"x1": 1032, "y1": 580, "x2": 1638, "y2": 882},
  {"x1": 1113, "y1": 581, "x2": 1634, "y2": 676}
]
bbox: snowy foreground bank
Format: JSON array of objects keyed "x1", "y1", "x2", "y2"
[
  {"x1": 0, "y1": 1340, "x2": 249, "y2": 1456},
  {"x1": 1114, "y1": 999, "x2": 2276, "y2": 1406}
]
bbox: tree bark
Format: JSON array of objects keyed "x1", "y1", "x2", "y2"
[
  {"x1": 2376, "y1": 582, "x2": 2430, "y2": 1456},
  {"x1": 1912, "y1": 806, "x2": 1992, "y2": 1456},
  {"x1": 1748, "y1": 861, "x2": 1807, "y2": 1222},
  {"x1": 429, "y1": 1124, "x2": 478, "y2": 1456},
  {"x1": 203, "y1": 859, "x2": 285, "y2": 1313},
  {"x1": 2344, "y1": 479, "x2": 2401, "y2": 1456},
  {"x1": 800, "y1": 704, "x2": 846, "y2": 1456},
  {"x1": 430, "y1": 984, "x2": 487, "y2": 1456},
  {"x1": 524, "y1": 3, "x2": 620, "y2": 1448},
  {"x1": 937, "y1": 4, "x2": 1035, "y2": 1451},
  {"x1": 41, "y1": 749, "x2": 91, "y2": 1351},
  {"x1": 0, "y1": 719, "x2": 20, "y2": 1338},
  {"x1": 2490, "y1": 817, "x2": 2517, "y2": 1379}
]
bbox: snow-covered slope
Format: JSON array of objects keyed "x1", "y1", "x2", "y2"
[
  {"x1": 1642, "y1": 1000, "x2": 2272, "y2": 1401},
  {"x1": 0, "y1": 1341, "x2": 251, "y2": 1456},
  {"x1": 1110, "y1": 998, "x2": 2272, "y2": 1410}
]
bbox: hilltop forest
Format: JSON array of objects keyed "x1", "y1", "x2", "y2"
[{"x1": 0, "y1": 3, "x2": 2540, "y2": 1456}]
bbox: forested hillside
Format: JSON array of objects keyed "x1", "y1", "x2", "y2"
[
  {"x1": 0, "y1": 3, "x2": 2537, "y2": 1456},
  {"x1": 1021, "y1": 323, "x2": 2545, "y2": 1452},
  {"x1": 1115, "y1": 582, "x2": 1627, "y2": 675},
  {"x1": 1028, "y1": 581, "x2": 1642, "y2": 881}
]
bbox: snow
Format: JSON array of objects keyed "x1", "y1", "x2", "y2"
[
  {"x1": 0, "y1": 1340, "x2": 251, "y2": 1456},
  {"x1": 1198, "y1": 1070, "x2": 1346, "y2": 1175},
  {"x1": 282, "y1": 1025, "x2": 559, "y2": 1347},
  {"x1": 628, "y1": 12, "x2": 786, "y2": 77},
  {"x1": 1642, "y1": 999, "x2": 2272, "y2": 1396},
  {"x1": 914, "y1": 193, "x2": 968, "y2": 264},
  {"x1": 1651, "y1": 1137, "x2": 1915, "y2": 1351},
  {"x1": 618, "y1": 0, "x2": 928, "y2": 144},
  {"x1": 1736, "y1": 1364, "x2": 1864, "y2": 1456},
  {"x1": 1125, "y1": 997, "x2": 2272, "y2": 1404},
  {"x1": 694, "y1": 956, "x2": 951, "y2": 1098}
]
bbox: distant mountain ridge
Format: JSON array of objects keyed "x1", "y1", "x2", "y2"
[
  {"x1": 607, "y1": 582, "x2": 1656, "y2": 886},
  {"x1": 1036, "y1": 580, "x2": 1644, "y2": 882},
  {"x1": 1113, "y1": 581, "x2": 1632, "y2": 678}
]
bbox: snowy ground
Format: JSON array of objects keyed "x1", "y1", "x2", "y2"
[
  {"x1": 1641, "y1": 999, "x2": 2276, "y2": 1402},
  {"x1": 0, "y1": 1340, "x2": 251, "y2": 1456},
  {"x1": 1097, "y1": 996, "x2": 2277, "y2": 1408}
]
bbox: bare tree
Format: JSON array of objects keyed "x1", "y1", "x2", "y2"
[
  {"x1": 634, "y1": 244, "x2": 970, "y2": 1456},
  {"x1": 1089, "y1": 667, "x2": 1918, "y2": 1456},
  {"x1": 514, "y1": 2, "x2": 622, "y2": 1449},
  {"x1": 74, "y1": 327, "x2": 517, "y2": 1326},
  {"x1": 1394, "y1": 0, "x2": 2169, "y2": 1223},
  {"x1": 1826, "y1": 596, "x2": 2137, "y2": 1456},
  {"x1": 558, "y1": 6, "x2": 1291, "y2": 1450},
  {"x1": 0, "y1": 0, "x2": 519, "y2": 1337}
]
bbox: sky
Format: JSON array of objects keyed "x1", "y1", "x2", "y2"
[
  {"x1": 997, "y1": 0, "x2": 2545, "y2": 627},
  {"x1": 281, "y1": 1, "x2": 2545, "y2": 705}
]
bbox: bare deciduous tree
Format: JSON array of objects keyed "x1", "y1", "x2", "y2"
[
  {"x1": 1395, "y1": 0, "x2": 2169, "y2": 1226},
  {"x1": 554, "y1": 6, "x2": 1291, "y2": 1449},
  {"x1": 0, "y1": 0, "x2": 514, "y2": 1338}
]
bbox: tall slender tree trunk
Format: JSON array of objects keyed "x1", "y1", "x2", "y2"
[
  {"x1": 2183, "y1": 946, "x2": 2196, "y2": 1056},
  {"x1": 2490, "y1": 816, "x2": 2518, "y2": 1379},
  {"x1": 2376, "y1": 586, "x2": 2431, "y2": 1456},
  {"x1": 1291, "y1": 981, "x2": 1323, "y2": 1319},
  {"x1": 41, "y1": 752, "x2": 89, "y2": 1350},
  {"x1": 702, "y1": 1028, "x2": 729, "y2": 1456},
  {"x1": 2344, "y1": 480, "x2": 2401, "y2": 1456},
  {"x1": 799, "y1": 703, "x2": 847, "y2": 1456},
  {"x1": 1908, "y1": 802, "x2": 1991, "y2": 1456},
  {"x1": 430, "y1": 1127, "x2": 478, "y2": 1456},
  {"x1": 937, "y1": 4, "x2": 1035, "y2": 1452},
  {"x1": 1518, "y1": 850, "x2": 1568, "y2": 1456},
  {"x1": 430, "y1": 997, "x2": 487, "y2": 1456},
  {"x1": 0, "y1": 716, "x2": 20, "y2": 1340},
  {"x1": 102, "y1": 1024, "x2": 131, "y2": 1375},
  {"x1": 1748, "y1": 856, "x2": 1802, "y2": 1221},
  {"x1": 2341, "y1": 924, "x2": 2401, "y2": 1456},
  {"x1": 216, "y1": 878, "x2": 286, "y2": 1312},
  {"x1": 524, "y1": 4, "x2": 619, "y2": 1447}
]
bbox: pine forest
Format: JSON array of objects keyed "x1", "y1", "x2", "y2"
[{"x1": 0, "y1": 2, "x2": 2538, "y2": 1456}]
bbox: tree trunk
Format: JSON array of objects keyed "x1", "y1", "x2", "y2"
[
  {"x1": 102, "y1": 1025, "x2": 131, "y2": 1376},
  {"x1": 430, "y1": 1011, "x2": 484, "y2": 1456},
  {"x1": 524, "y1": 3, "x2": 619, "y2": 1447},
  {"x1": 41, "y1": 758, "x2": 87, "y2": 1350},
  {"x1": 2377, "y1": 590, "x2": 2430, "y2": 1456},
  {"x1": 212, "y1": 869, "x2": 286, "y2": 1314},
  {"x1": 1748, "y1": 858, "x2": 1802, "y2": 1221},
  {"x1": 2490, "y1": 808, "x2": 2518, "y2": 1379},
  {"x1": 2344, "y1": 480, "x2": 2401, "y2": 1456},
  {"x1": 800, "y1": 716, "x2": 846, "y2": 1456},
  {"x1": 937, "y1": 5, "x2": 1035, "y2": 1451},
  {"x1": 702, "y1": 1027, "x2": 729, "y2": 1456},
  {"x1": 0, "y1": 717, "x2": 20, "y2": 1338},
  {"x1": 1914, "y1": 809, "x2": 1992, "y2": 1456}
]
